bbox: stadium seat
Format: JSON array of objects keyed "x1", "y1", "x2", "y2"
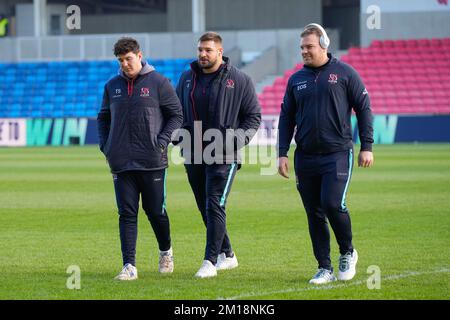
[
  {"x1": 0, "y1": 58, "x2": 193, "y2": 118},
  {"x1": 333, "y1": 37, "x2": 450, "y2": 115}
]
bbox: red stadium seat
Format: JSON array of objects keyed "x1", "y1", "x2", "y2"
[
  {"x1": 418, "y1": 39, "x2": 431, "y2": 47},
  {"x1": 384, "y1": 40, "x2": 395, "y2": 48},
  {"x1": 258, "y1": 37, "x2": 450, "y2": 115},
  {"x1": 442, "y1": 38, "x2": 450, "y2": 47},
  {"x1": 430, "y1": 38, "x2": 443, "y2": 47},
  {"x1": 371, "y1": 40, "x2": 383, "y2": 48},
  {"x1": 405, "y1": 39, "x2": 419, "y2": 48}
]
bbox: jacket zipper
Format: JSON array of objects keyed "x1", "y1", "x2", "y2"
[
  {"x1": 189, "y1": 72, "x2": 203, "y2": 153},
  {"x1": 190, "y1": 73, "x2": 199, "y2": 120},
  {"x1": 127, "y1": 78, "x2": 135, "y2": 97},
  {"x1": 314, "y1": 71, "x2": 321, "y2": 148}
]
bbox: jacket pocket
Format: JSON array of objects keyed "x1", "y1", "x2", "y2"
[{"x1": 103, "y1": 132, "x2": 113, "y2": 156}]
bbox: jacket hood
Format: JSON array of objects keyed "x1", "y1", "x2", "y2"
[{"x1": 119, "y1": 60, "x2": 155, "y2": 79}]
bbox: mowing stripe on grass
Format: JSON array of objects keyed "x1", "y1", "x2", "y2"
[{"x1": 219, "y1": 267, "x2": 450, "y2": 300}]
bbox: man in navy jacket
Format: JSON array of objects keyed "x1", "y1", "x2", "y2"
[
  {"x1": 175, "y1": 32, "x2": 261, "y2": 278},
  {"x1": 277, "y1": 24, "x2": 374, "y2": 284},
  {"x1": 97, "y1": 37, "x2": 182, "y2": 280}
]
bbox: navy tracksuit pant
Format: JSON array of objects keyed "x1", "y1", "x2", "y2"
[
  {"x1": 113, "y1": 170, "x2": 171, "y2": 266},
  {"x1": 185, "y1": 163, "x2": 238, "y2": 265},
  {"x1": 294, "y1": 149, "x2": 354, "y2": 271}
]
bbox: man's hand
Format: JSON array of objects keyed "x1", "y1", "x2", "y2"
[
  {"x1": 278, "y1": 156, "x2": 290, "y2": 178},
  {"x1": 358, "y1": 151, "x2": 374, "y2": 168}
]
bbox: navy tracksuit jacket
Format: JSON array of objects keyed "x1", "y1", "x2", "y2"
[
  {"x1": 278, "y1": 54, "x2": 374, "y2": 270},
  {"x1": 176, "y1": 57, "x2": 261, "y2": 264},
  {"x1": 97, "y1": 61, "x2": 182, "y2": 266}
]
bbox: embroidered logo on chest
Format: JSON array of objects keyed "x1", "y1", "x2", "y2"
[
  {"x1": 113, "y1": 88, "x2": 122, "y2": 98},
  {"x1": 328, "y1": 74, "x2": 338, "y2": 84},
  {"x1": 140, "y1": 87, "x2": 150, "y2": 97},
  {"x1": 226, "y1": 79, "x2": 235, "y2": 89}
]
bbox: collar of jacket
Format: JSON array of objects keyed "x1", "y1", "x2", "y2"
[
  {"x1": 118, "y1": 60, "x2": 155, "y2": 80},
  {"x1": 303, "y1": 53, "x2": 336, "y2": 71},
  {"x1": 190, "y1": 56, "x2": 231, "y2": 75}
]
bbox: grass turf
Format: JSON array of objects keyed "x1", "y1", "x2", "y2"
[{"x1": 0, "y1": 144, "x2": 449, "y2": 300}]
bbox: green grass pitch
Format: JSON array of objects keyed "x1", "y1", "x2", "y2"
[{"x1": 0, "y1": 144, "x2": 449, "y2": 300}]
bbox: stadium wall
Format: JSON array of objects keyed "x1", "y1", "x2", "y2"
[{"x1": 2, "y1": 115, "x2": 450, "y2": 147}]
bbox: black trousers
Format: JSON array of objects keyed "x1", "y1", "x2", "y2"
[
  {"x1": 185, "y1": 163, "x2": 238, "y2": 264},
  {"x1": 294, "y1": 149, "x2": 354, "y2": 271},
  {"x1": 113, "y1": 170, "x2": 171, "y2": 266}
]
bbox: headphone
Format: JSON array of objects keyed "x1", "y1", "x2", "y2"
[{"x1": 304, "y1": 23, "x2": 330, "y2": 49}]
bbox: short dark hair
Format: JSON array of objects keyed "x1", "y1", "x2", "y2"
[
  {"x1": 113, "y1": 37, "x2": 140, "y2": 56},
  {"x1": 198, "y1": 31, "x2": 222, "y2": 44},
  {"x1": 300, "y1": 26, "x2": 322, "y2": 39}
]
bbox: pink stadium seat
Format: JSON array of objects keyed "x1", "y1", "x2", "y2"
[
  {"x1": 284, "y1": 70, "x2": 295, "y2": 78},
  {"x1": 398, "y1": 68, "x2": 415, "y2": 76},
  {"x1": 348, "y1": 47, "x2": 361, "y2": 55},
  {"x1": 423, "y1": 97, "x2": 437, "y2": 106},
  {"x1": 273, "y1": 77, "x2": 285, "y2": 87},
  {"x1": 384, "y1": 40, "x2": 395, "y2": 48},
  {"x1": 436, "y1": 97, "x2": 449, "y2": 105},
  {"x1": 274, "y1": 85, "x2": 285, "y2": 93},
  {"x1": 394, "y1": 39, "x2": 407, "y2": 48},
  {"x1": 434, "y1": 90, "x2": 448, "y2": 98},
  {"x1": 430, "y1": 38, "x2": 443, "y2": 47},
  {"x1": 359, "y1": 47, "x2": 372, "y2": 55},
  {"x1": 384, "y1": 90, "x2": 397, "y2": 98},
  {"x1": 418, "y1": 39, "x2": 431, "y2": 47},
  {"x1": 420, "y1": 90, "x2": 435, "y2": 97},
  {"x1": 349, "y1": 55, "x2": 364, "y2": 63},
  {"x1": 437, "y1": 106, "x2": 450, "y2": 114},
  {"x1": 442, "y1": 38, "x2": 450, "y2": 47},
  {"x1": 385, "y1": 98, "x2": 398, "y2": 106},
  {"x1": 396, "y1": 98, "x2": 411, "y2": 106},
  {"x1": 371, "y1": 40, "x2": 383, "y2": 48},
  {"x1": 263, "y1": 85, "x2": 276, "y2": 93},
  {"x1": 395, "y1": 90, "x2": 410, "y2": 98},
  {"x1": 374, "y1": 107, "x2": 390, "y2": 114},
  {"x1": 405, "y1": 39, "x2": 419, "y2": 48},
  {"x1": 408, "y1": 90, "x2": 422, "y2": 97},
  {"x1": 390, "y1": 75, "x2": 404, "y2": 83},
  {"x1": 260, "y1": 37, "x2": 450, "y2": 115}
]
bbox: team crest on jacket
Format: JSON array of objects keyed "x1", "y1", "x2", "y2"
[
  {"x1": 226, "y1": 79, "x2": 235, "y2": 89},
  {"x1": 140, "y1": 87, "x2": 150, "y2": 97},
  {"x1": 328, "y1": 74, "x2": 338, "y2": 84}
]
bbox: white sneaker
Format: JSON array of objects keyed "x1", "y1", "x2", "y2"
[
  {"x1": 159, "y1": 248, "x2": 174, "y2": 274},
  {"x1": 216, "y1": 252, "x2": 239, "y2": 271},
  {"x1": 338, "y1": 249, "x2": 358, "y2": 281},
  {"x1": 114, "y1": 263, "x2": 138, "y2": 281},
  {"x1": 309, "y1": 268, "x2": 337, "y2": 284},
  {"x1": 195, "y1": 260, "x2": 217, "y2": 278}
]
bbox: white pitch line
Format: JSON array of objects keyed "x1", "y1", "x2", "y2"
[{"x1": 218, "y1": 267, "x2": 450, "y2": 300}]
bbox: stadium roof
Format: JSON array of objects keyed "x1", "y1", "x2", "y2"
[{"x1": 45, "y1": 0, "x2": 167, "y2": 14}]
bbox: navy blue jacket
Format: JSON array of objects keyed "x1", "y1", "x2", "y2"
[
  {"x1": 278, "y1": 54, "x2": 374, "y2": 156},
  {"x1": 175, "y1": 57, "x2": 261, "y2": 163},
  {"x1": 97, "y1": 61, "x2": 183, "y2": 173}
]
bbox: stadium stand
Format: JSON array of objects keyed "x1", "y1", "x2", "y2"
[
  {"x1": 0, "y1": 58, "x2": 192, "y2": 118},
  {"x1": 257, "y1": 38, "x2": 450, "y2": 115}
]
